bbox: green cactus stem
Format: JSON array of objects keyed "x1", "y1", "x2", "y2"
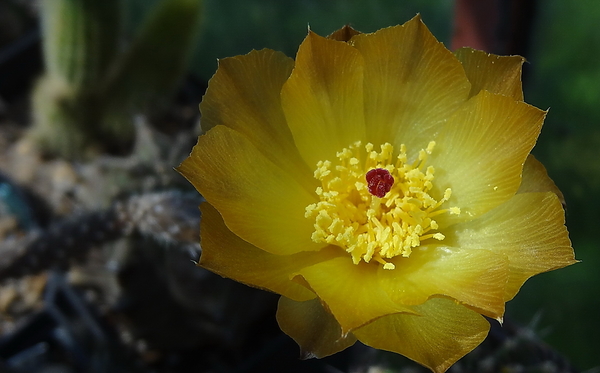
[{"x1": 31, "y1": 0, "x2": 203, "y2": 159}]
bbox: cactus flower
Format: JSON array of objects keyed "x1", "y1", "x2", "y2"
[{"x1": 178, "y1": 16, "x2": 576, "y2": 373}]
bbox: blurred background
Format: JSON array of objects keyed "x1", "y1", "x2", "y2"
[{"x1": 0, "y1": 0, "x2": 598, "y2": 372}]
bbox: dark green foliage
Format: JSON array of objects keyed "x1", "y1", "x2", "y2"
[
  {"x1": 523, "y1": 1, "x2": 600, "y2": 368},
  {"x1": 191, "y1": 0, "x2": 452, "y2": 80}
]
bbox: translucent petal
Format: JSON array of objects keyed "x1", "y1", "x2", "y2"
[
  {"x1": 378, "y1": 246, "x2": 508, "y2": 320},
  {"x1": 276, "y1": 296, "x2": 357, "y2": 358},
  {"x1": 354, "y1": 298, "x2": 490, "y2": 373},
  {"x1": 429, "y1": 90, "x2": 545, "y2": 226},
  {"x1": 350, "y1": 15, "x2": 471, "y2": 153},
  {"x1": 199, "y1": 49, "x2": 314, "y2": 191},
  {"x1": 281, "y1": 30, "x2": 366, "y2": 169},
  {"x1": 178, "y1": 125, "x2": 323, "y2": 255},
  {"x1": 446, "y1": 192, "x2": 576, "y2": 301},
  {"x1": 297, "y1": 257, "x2": 416, "y2": 333},
  {"x1": 199, "y1": 203, "x2": 346, "y2": 301},
  {"x1": 327, "y1": 25, "x2": 361, "y2": 42},
  {"x1": 518, "y1": 154, "x2": 565, "y2": 206},
  {"x1": 455, "y1": 47, "x2": 525, "y2": 100}
]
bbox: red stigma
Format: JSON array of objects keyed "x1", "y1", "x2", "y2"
[{"x1": 366, "y1": 168, "x2": 394, "y2": 198}]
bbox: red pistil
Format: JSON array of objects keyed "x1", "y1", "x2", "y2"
[{"x1": 366, "y1": 168, "x2": 394, "y2": 198}]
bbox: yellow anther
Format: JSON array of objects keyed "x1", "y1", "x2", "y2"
[
  {"x1": 450, "y1": 207, "x2": 461, "y2": 215},
  {"x1": 305, "y1": 141, "x2": 459, "y2": 270},
  {"x1": 426, "y1": 141, "x2": 436, "y2": 154}
]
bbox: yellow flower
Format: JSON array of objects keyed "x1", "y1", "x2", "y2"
[{"x1": 178, "y1": 16, "x2": 577, "y2": 373}]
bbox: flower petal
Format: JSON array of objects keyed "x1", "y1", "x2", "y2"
[
  {"x1": 327, "y1": 25, "x2": 361, "y2": 42},
  {"x1": 429, "y1": 90, "x2": 545, "y2": 225},
  {"x1": 178, "y1": 125, "x2": 323, "y2": 255},
  {"x1": 297, "y1": 256, "x2": 416, "y2": 333},
  {"x1": 518, "y1": 154, "x2": 565, "y2": 206},
  {"x1": 455, "y1": 47, "x2": 525, "y2": 100},
  {"x1": 281, "y1": 30, "x2": 366, "y2": 169},
  {"x1": 354, "y1": 298, "x2": 490, "y2": 373},
  {"x1": 199, "y1": 49, "x2": 314, "y2": 190},
  {"x1": 350, "y1": 15, "x2": 471, "y2": 152},
  {"x1": 446, "y1": 192, "x2": 576, "y2": 301},
  {"x1": 199, "y1": 202, "x2": 344, "y2": 301},
  {"x1": 378, "y1": 246, "x2": 509, "y2": 320},
  {"x1": 276, "y1": 296, "x2": 357, "y2": 358}
]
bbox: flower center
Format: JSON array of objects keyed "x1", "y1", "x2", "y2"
[{"x1": 305, "y1": 141, "x2": 460, "y2": 270}]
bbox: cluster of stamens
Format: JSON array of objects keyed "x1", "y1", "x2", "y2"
[{"x1": 305, "y1": 141, "x2": 460, "y2": 270}]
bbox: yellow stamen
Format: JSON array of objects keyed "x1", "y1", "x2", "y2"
[{"x1": 305, "y1": 141, "x2": 460, "y2": 270}]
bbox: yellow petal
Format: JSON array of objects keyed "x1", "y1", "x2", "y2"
[
  {"x1": 378, "y1": 246, "x2": 508, "y2": 320},
  {"x1": 429, "y1": 90, "x2": 545, "y2": 225},
  {"x1": 178, "y1": 125, "x2": 323, "y2": 255},
  {"x1": 200, "y1": 202, "x2": 344, "y2": 302},
  {"x1": 199, "y1": 49, "x2": 314, "y2": 191},
  {"x1": 327, "y1": 25, "x2": 361, "y2": 42},
  {"x1": 297, "y1": 256, "x2": 416, "y2": 333},
  {"x1": 455, "y1": 47, "x2": 525, "y2": 100},
  {"x1": 518, "y1": 154, "x2": 565, "y2": 207},
  {"x1": 350, "y1": 15, "x2": 471, "y2": 151},
  {"x1": 446, "y1": 192, "x2": 576, "y2": 301},
  {"x1": 354, "y1": 298, "x2": 489, "y2": 373},
  {"x1": 276, "y1": 296, "x2": 357, "y2": 358},
  {"x1": 281, "y1": 30, "x2": 366, "y2": 169}
]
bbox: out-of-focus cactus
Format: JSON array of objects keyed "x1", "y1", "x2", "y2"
[
  {"x1": 31, "y1": 0, "x2": 203, "y2": 159},
  {"x1": 40, "y1": 0, "x2": 121, "y2": 88}
]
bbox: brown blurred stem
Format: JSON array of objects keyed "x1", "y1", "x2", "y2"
[{"x1": 452, "y1": 0, "x2": 537, "y2": 57}]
